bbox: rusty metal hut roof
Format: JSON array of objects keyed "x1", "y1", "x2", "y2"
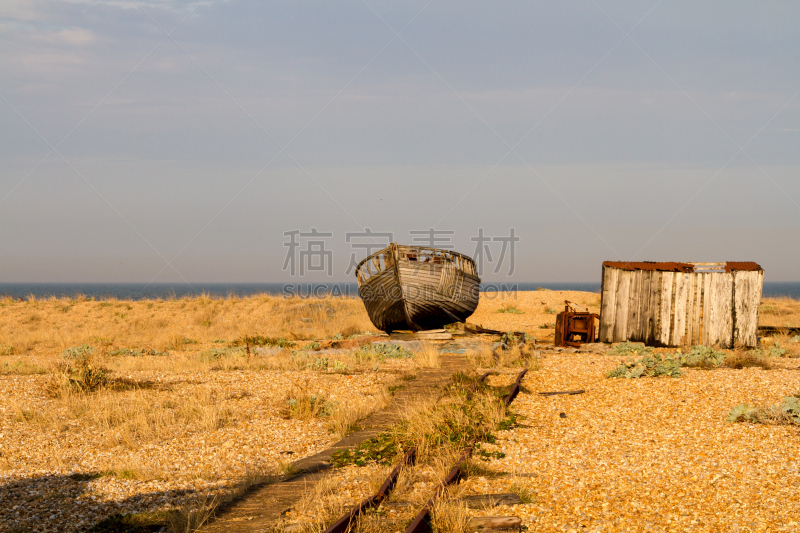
[{"x1": 602, "y1": 261, "x2": 762, "y2": 273}]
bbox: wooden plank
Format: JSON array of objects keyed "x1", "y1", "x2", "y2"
[
  {"x1": 733, "y1": 271, "x2": 762, "y2": 347},
  {"x1": 683, "y1": 274, "x2": 693, "y2": 346},
  {"x1": 710, "y1": 273, "x2": 733, "y2": 348},
  {"x1": 636, "y1": 270, "x2": 655, "y2": 344},
  {"x1": 642, "y1": 270, "x2": 656, "y2": 344},
  {"x1": 701, "y1": 273, "x2": 712, "y2": 346},
  {"x1": 659, "y1": 272, "x2": 674, "y2": 346},
  {"x1": 466, "y1": 516, "x2": 522, "y2": 532},
  {"x1": 614, "y1": 270, "x2": 631, "y2": 342},
  {"x1": 711, "y1": 274, "x2": 725, "y2": 346},
  {"x1": 599, "y1": 266, "x2": 618, "y2": 343},
  {"x1": 626, "y1": 270, "x2": 640, "y2": 342},
  {"x1": 672, "y1": 273, "x2": 688, "y2": 346},
  {"x1": 704, "y1": 274, "x2": 718, "y2": 346},
  {"x1": 648, "y1": 271, "x2": 661, "y2": 345},
  {"x1": 689, "y1": 274, "x2": 702, "y2": 345}
]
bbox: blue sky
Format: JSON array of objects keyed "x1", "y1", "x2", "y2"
[{"x1": 1, "y1": 0, "x2": 798, "y2": 283}]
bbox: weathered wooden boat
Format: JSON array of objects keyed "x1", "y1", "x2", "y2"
[{"x1": 355, "y1": 243, "x2": 481, "y2": 332}]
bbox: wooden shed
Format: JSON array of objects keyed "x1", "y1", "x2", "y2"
[{"x1": 599, "y1": 261, "x2": 764, "y2": 348}]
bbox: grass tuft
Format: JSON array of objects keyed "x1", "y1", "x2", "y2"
[{"x1": 726, "y1": 350, "x2": 771, "y2": 369}]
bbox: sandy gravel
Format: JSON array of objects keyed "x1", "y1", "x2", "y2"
[
  {"x1": 0, "y1": 367, "x2": 406, "y2": 533},
  {"x1": 274, "y1": 354, "x2": 800, "y2": 532},
  {"x1": 465, "y1": 354, "x2": 800, "y2": 532},
  {"x1": 470, "y1": 290, "x2": 600, "y2": 339}
]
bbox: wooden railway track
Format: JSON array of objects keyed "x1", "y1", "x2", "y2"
[{"x1": 321, "y1": 369, "x2": 529, "y2": 533}]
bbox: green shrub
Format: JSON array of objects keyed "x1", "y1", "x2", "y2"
[
  {"x1": 769, "y1": 342, "x2": 788, "y2": 358},
  {"x1": 301, "y1": 342, "x2": 321, "y2": 351},
  {"x1": 726, "y1": 404, "x2": 763, "y2": 423},
  {"x1": 283, "y1": 393, "x2": 331, "y2": 420},
  {"x1": 61, "y1": 345, "x2": 96, "y2": 359},
  {"x1": 677, "y1": 345, "x2": 727, "y2": 368},
  {"x1": 496, "y1": 305, "x2": 524, "y2": 314},
  {"x1": 109, "y1": 348, "x2": 167, "y2": 357},
  {"x1": 232, "y1": 335, "x2": 294, "y2": 348},
  {"x1": 727, "y1": 395, "x2": 800, "y2": 425},
  {"x1": 781, "y1": 396, "x2": 800, "y2": 424},
  {"x1": 606, "y1": 353, "x2": 682, "y2": 378},
  {"x1": 331, "y1": 433, "x2": 399, "y2": 467},
  {"x1": 199, "y1": 347, "x2": 246, "y2": 360},
  {"x1": 52, "y1": 356, "x2": 109, "y2": 394},
  {"x1": 608, "y1": 341, "x2": 653, "y2": 358},
  {"x1": 354, "y1": 343, "x2": 413, "y2": 364}
]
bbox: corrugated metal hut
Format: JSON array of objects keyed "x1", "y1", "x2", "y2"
[{"x1": 599, "y1": 261, "x2": 763, "y2": 348}]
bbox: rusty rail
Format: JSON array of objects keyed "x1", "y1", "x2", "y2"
[
  {"x1": 322, "y1": 447, "x2": 417, "y2": 533},
  {"x1": 403, "y1": 369, "x2": 528, "y2": 533},
  {"x1": 465, "y1": 372, "x2": 491, "y2": 400},
  {"x1": 503, "y1": 368, "x2": 527, "y2": 406}
]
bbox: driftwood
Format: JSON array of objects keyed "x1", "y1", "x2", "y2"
[
  {"x1": 466, "y1": 517, "x2": 522, "y2": 532},
  {"x1": 389, "y1": 329, "x2": 454, "y2": 341}
]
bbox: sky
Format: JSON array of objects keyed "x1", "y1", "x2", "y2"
[{"x1": 1, "y1": 0, "x2": 798, "y2": 284}]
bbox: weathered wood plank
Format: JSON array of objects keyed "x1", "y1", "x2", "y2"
[
  {"x1": 638, "y1": 270, "x2": 652, "y2": 343},
  {"x1": 672, "y1": 273, "x2": 688, "y2": 346},
  {"x1": 701, "y1": 273, "x2": 712, "y2": 346},
  {"x1": 711, "y1": 273, "x2": 733, "y2": 347},
  {"x1": 614, "y1": 270, "x2": 631, "y2": 342},
  {"x1": 599, "y1": 266, "x2": 618, "y2": 343},
  {"x1": 627, "y1": 270, "x2": 643, "y2": 342},
  {"x1": 733, "y1": 271, "x2": 762, "y2": 347},
  {"x1": 659, "y1": 272, "x2": 674, "y2": 346},
  {"x1": 690, "y1": 274, "x2": 702, "y2": 345},
  {"x1": 647, "y1": 271, "x2": 661, "y2": 345}
]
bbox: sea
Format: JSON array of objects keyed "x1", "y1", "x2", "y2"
[{"x1": 0, "y1": 281, "x2": 798, "y2": 301}]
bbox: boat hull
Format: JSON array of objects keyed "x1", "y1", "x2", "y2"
[{"x1": 356, "y1": 244, "x2": 481, "y2": 332}]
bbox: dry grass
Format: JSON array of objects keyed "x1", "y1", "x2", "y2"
[
  {"x1": 286, "y1": 470, "x2": 358, "y2": 533},
  {"x1": 470, "y1": 290, "x2": 601, "y2": 338},
  {"x1": 0, "y1": 293, "x2": 375, "y2": 359},
  {"x1": 416, "y1": 342, "x2": 442, "y2": 369},
  {"x1": 279, "y1": 376, "x2": 392, "y2": 440},
  {"x1": 726, "y1": 350, "x2": 772, "y2": 369},
  {"x1": 389, "y1": 385, "x2": 507, "y2": 462},
  {"x1": 327, "y1": 392, "x2": 391, "y2": 440},
  {"x1": 0, "y1": 359, "x2": 47, "y2": 375},
  {"x1": 465, "y1": 340, "x2": 540, "y2": 370},
  {"x1": 759, "y1": 296, "x2": 800, "y2": 328},
  {"x1": 430, "y1": 490, "x2": 471, "y2": 533},
  {"x1": 11, "y1": 384, "x2": 239, "y2": 450}
]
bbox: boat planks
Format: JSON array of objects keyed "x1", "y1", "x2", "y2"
[{"x1": 356, "y1": 244, "x2": 481, "y2": 332}]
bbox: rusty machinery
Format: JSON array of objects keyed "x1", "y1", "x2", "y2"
[{"x1": 555, "y1": 300, "x2": 599, "y2": 347}]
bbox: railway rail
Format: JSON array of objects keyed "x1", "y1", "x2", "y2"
[{"x1": 321, "y1": 369, "x2": 528, "y2": 533}]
